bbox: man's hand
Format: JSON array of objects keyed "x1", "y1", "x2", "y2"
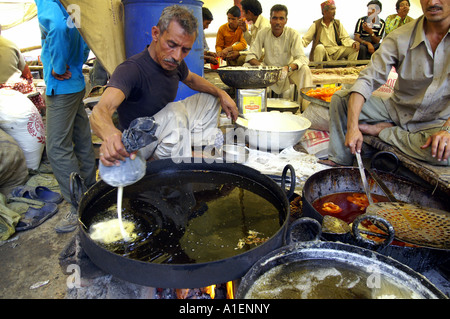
[
  {"x1": 226, "y1": 50, "x2": 240, "y2": 61},
  {"x1": 362, "y1": 22, "x2": 373, "y2": 34},
  {"x1": 421, "y1": 130, "x2": 450, "y2": 162},
  {"x1": 237, "y1": 18, "x2": 247, "y2": 33},
  {"x1": 219, "y1": 91, "x2": 239, "y2": 122},
  {"x1": 352, "y1": 41, "x2": 360, "y2": 51},
  {"x1": 52, "y1": 65, "x2": 71, "y2": 80},
  {"x1": 345, "y1": 127, "x2": 364, "y2": 155},
  {"x1": 204, "y1": 55, "x2": 218, "y2": 64},
  {"x1": 279, "y1": 66, "x2": 289, "y2": 81},
  {"x1": 218, "y1": 48, "x2": 232, "y2": 59},
  {"x1": 98, "y1": 131, "x2": 133, "y2": 167}
]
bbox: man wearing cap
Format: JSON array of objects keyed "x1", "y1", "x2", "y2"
[{"x1": 302, "y1": 0, "x2": 359, "y2": 63}]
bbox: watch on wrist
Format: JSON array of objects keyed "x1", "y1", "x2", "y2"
[
  {"x1": 441, "y1": 126, "x2": 450, "y2": 133},
  {"x1": 288, "y1": 65, "x2": 293, "y2": 72},
  {"x1": 370, "y1": 33, "x2": 375, "y2": 37}
]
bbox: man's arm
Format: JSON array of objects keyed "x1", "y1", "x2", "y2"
[
  {"x1": 345, "y1": 92, "x2": 366, "y2": 154},
  {"x1": 218, "y1": 30, "x2": 248, "y2": 59},
  {"x1": 301, "y1": 23, "x2": 316, "y2": 48},
  {"x1": 355, "y1": 32, "x2": 374, "y2": 53},
  {"x1": 40, "y1": 2, "x2": 71, "y2": 75},
  {"x1": 215, "y1": 25, "x2": 226, "y2": 55},
  {"x1": 290, "y1": 29, "x2": 309, "y2": 70},
  {"x1": 90, "y1": 87, "x2": 129, "y2": 166},
  {"x1": 182, "y1": 71, "x2": 239, "y2": 121},
  {"x1": 244, "y1": 28, "x2": 265, "y2": 64},
  {"x1": 338, "y1": 23, "x2": 358, "y2": 49}
]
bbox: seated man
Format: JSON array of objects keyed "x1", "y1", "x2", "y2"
[
  {"x1": 327, "y1": 0, "x2": 449, "y2": 167},
  {"x1": 90, "y1": 5, "x2": 238, "y2": 166},
  {"x1": 202, "y1": 7, "x2": 218, "y2": 65},
  {"x1": 302, "y1": 0, "x2": 359, "y2": 63},
  {"x1": 385, "y1": 0, "x2": 414, "y2": 35},
  {"x1": 215, "y1": 6, "x2": 247, "y2": 65},
  {"x1": 0, "y1": 27, "x2": 45, "y2": 113},
  {"x1": 245, "y1": 4, "x2": 312, "y2": 108},
  {"x1": 231, "y1": 0, "x2": 271, "y2": 64},
  {"x1": 354, "y1": 0, "x2": 385, "y2": 60}
]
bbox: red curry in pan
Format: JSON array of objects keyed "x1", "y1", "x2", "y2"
[{"x1": 312, "y1": 192, "x2": 388, "y2": 224}]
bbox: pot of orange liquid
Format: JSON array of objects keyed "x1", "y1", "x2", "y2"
[{"x1": 301, "y1": 167, "x2": 450, "y2": 272}]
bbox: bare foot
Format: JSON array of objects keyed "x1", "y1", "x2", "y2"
[{"x1": 359, "y1": 122, "x2": 394, "y2": 136}]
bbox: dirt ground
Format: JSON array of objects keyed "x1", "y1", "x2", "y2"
[{"x1": 0, "y1": 199, "x2": 74, "y2": 299}]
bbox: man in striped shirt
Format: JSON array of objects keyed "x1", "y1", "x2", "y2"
[{"x1": 354, "y1": 0, "x2": 386, "y2": 60}]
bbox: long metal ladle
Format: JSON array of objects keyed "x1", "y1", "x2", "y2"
[{"x1": 355, "y1": 151, "x2": 373, "y2": 205}]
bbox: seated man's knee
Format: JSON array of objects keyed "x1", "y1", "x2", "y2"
[
  {"x1": 313, "y1": 44, "x2": 327, "y2": 62},
  {"x1": 330, "y1": 89, "x2": 350, "y2": 112}
]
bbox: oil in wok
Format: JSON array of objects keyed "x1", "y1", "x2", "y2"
[{"x1": 84, "y1": 180, "x2": 283, "y2": 264}]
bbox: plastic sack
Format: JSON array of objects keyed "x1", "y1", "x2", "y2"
[
  {"x1": 300, "y1": 129, "x2": 330, "y2": 159},
  {"x1": 0, "y1": 89, "x2": 45, "y2": 170},
  {"x1": 302, "y1": 102, "x2": 330, "y2": 132},
  {"x1": 99, "y1": 116, "x2": 157, "y2": 187},
  {"x1": 99, "y1": 150, "x2": 146, "y2": 187}
]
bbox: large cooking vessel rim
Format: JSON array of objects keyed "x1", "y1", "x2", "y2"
[
  {"x1": 236, "y1": 239, "x2": 448, "y2": 299},
  {"x1": 76, "y1": 159, "x2": 293, "y2": 267}
]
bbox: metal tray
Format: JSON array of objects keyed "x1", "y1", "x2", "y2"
[{"x1": 300, "y1": 87, "x2": 331, "y2": 108}]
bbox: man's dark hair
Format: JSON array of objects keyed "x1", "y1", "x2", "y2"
[
  {"x1": 367, "y1": 0, "x2": 382, "y2": 12},
  {"x1": 395, "y1": 0, "x2": 410, "y2": 10},
  {"x1": 202, "y1": 7, "x2": 213, "y2": 21},
  {"x1": 241, "y1": 0, "x2": 263, "y2": 16},
  {"x1": 270, "y1": 4, "x2": 288, "y2": 17},
  {"x1": 227, "y1": 5, "x2": 241, "y2": 18}
]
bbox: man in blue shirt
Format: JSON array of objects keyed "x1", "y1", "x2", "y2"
[{"x1": 35, "y1": 0, "x2": 97, "y2": 233}]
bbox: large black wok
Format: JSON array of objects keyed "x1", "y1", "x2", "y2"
[
  {"x1": 301, "y1": 167, "x2": 450, "y2": 272},
  {"x1": 72, "y1": 159, "x2": 295, "y2": 288}
]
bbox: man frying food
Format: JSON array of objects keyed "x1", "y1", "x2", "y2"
[
  {"x1": 90, "y1": 5, "x2": 238, "y2": 166},
  {"x1": 326, "y1": 0, "x2": 450, "y2": 167}
]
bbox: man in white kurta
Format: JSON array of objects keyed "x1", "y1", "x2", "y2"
[
  {"x1": 245, "y1": 4, "x2": 312, "y2": 108},
  {"x1": 230, "y1": 0, "x2": 270, "y2": 64},
  {"x1": 240, "y1": 0, "x2": 271, "y2": 47}
]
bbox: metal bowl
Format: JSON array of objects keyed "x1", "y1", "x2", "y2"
[
  {"x1": 217, "y1": 66, "x2": 282, "y2": 89},
  {"x1": 235, "y1": 112, "x2": 311, "y2": 151}
]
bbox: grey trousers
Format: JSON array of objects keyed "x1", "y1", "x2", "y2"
[
  {"x1": 328, "y1": 89, "x2": 449, "y2": 166},
  {"x1": 314, "y1": 44, "x2": 359, "y2": 62},
  {"x1": 45, "y1": 89, "x2": 97, "y2": 205},
  {"x1": 140, "y1": 93, "x2": 222, "y2": 160}
]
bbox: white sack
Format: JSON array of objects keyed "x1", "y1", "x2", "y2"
[{"x1": 0, "y1": 89, "x2": 45, "y2": 170}]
